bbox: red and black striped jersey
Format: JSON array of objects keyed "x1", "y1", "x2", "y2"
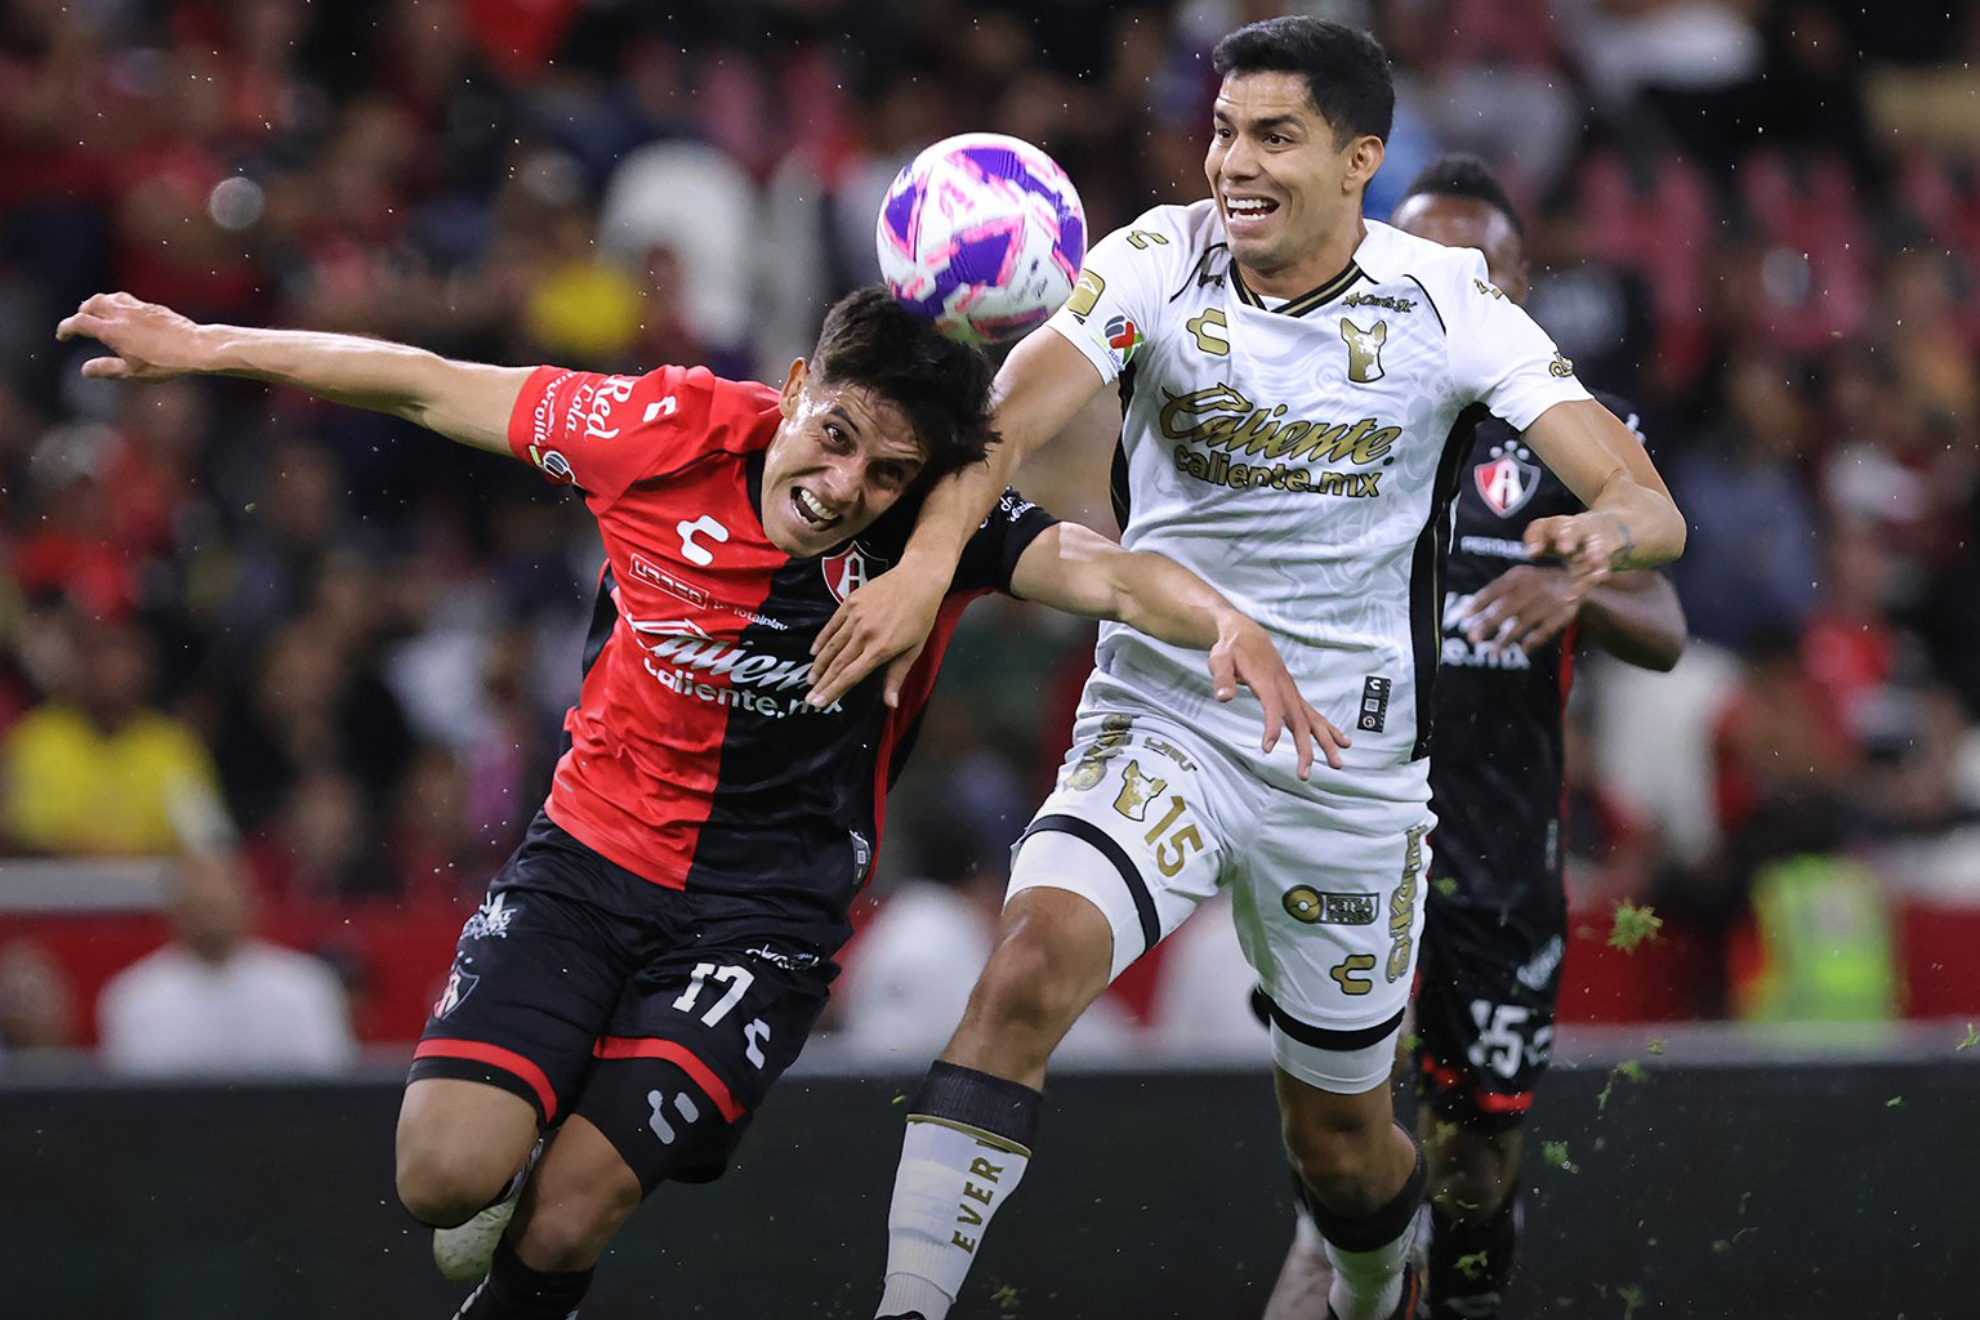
[
  {"x1": 507, "y1": 363, "x2": 1054, "y2": 926},
  {"x1": 1430, "y1": 389, "x2": 1644, "y2": 910}
]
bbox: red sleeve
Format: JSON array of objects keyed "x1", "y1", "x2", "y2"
[{"x1": 505, "y1": 364, "x2": 721, "y2": 505}]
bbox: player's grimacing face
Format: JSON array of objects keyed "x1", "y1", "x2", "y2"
[
  {"x1": 762, "y1": 361, "x2": 926, "y2": 557},
  {"x1": 1389, "y1": 193, "x2": 1529, "y2": 303},
  {"x1": 1206, "y1": 72, "x2": 1372, "y2": 281}
]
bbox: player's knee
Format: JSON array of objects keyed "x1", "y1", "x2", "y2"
[
  {"x1": 1427, "y1": 1127, "x2": 1513, "y2": 1226},
  {"x1": 395, "y1": 1144, "x2": 508, "y2": 1228},
  {"x1": 516, "y1": 1174, "x2": 643, "y2": 1272},
  {"x1": 1283, "y1": 1108, "x2": 1392, "y2": 1210},
  {"x1": 966, "y1": 921, "x2": 1106, "y2": 1040}
]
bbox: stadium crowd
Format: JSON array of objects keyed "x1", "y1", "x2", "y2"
[{"x1": 2, "y1": 0, "x2": 1977, "y2": 1067}]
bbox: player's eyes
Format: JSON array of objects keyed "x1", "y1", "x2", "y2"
[
  {"x1": 1212, "y1": 126, "x2": 1233, "y2": 141},
  {"x1": 823, "y1": 424, "x2": 849, "y2": 450}
]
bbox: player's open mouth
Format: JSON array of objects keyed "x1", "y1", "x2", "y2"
[
  {"x1": 1223, "y1": 195, "x2": 1279, "y2": 231},
  {"x1": 792, "y1": 486, "x2": 841, "y2": 530}
]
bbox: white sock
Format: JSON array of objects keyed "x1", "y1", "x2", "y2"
[
  {"x1": 1324, "y1": 1212, "x2": 1417, "y2": 1320},
  {"x1": 876, "y1": 1116, "x2": 1032, "y2": 1318}
]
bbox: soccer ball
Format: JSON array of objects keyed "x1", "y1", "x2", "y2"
[{"x1": 876, "y1": 132, "x2": 1087, "y2": 346}]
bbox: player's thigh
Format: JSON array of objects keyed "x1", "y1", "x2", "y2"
[
  {"x1": 406, "y1": 830, "x2": 650, "y2": 1144},
  {"x1": 569, "y1": 935, "x2": 834, "y2": 1194},
  {"x1": 509, "y1": 1114, "x2": 644, "y2": 1268},
  {"x1": 1413, "y1": 892, "x2": 1565, "y2": 1134},
  {"x1": 396, "y1": 1077, "x2": 541, "y2": 1210},
  {"x1": 1009, "y1": 709, "x2": 1248, "y2": 981},
  {"x1": 1239, "y1": 799, "x2": 1433, "y2": 1095}
]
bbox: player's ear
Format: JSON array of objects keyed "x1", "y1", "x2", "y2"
[
  {"x1": 1345, "y1": 134, "x2": 1384, "y2": 194},
  {"x1": 779, "y1": 359, "x2": 809, "y2": 419}
]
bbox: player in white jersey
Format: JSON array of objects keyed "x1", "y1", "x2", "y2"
[{"x1": 807, "y1": 18, "x2": 1687, "y2": 1320}]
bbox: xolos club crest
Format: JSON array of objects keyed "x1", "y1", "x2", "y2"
[
  {"x1": 822, "y1": 542, "x2": 891, "y2": 604},
  {"x1": 1473, "y1": 441, "x2": 1543, "y2": 518}
]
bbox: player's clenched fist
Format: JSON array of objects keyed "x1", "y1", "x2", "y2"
[
  {"x1": 55, "y1": 292, "x2": 212, "y2": 381},
  {"x1": 1523, "y1": 510, "x2": 1635, "y2": 589}
]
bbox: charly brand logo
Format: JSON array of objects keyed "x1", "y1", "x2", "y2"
[
  {"x1": 647, "y1": 1088, "x2": 701, "y2": 1144},
  {"x1": 676, "y1": 515, "x2": 730, "y2": 567},
  {"x1": 1474, "y1": 441, "x2": 1543, "y2": 518},
  {"x1": 1343, "y1": 291, "x2": 1415, "y2": 315},
  {"x1": 1158, "y1": 384, "x2": 1402, "y2": 500}
]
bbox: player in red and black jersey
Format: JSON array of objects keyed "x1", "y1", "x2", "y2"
[
  {"x1": 60, "y1": 286, "x2": 1331, "y2": 1320},
  {"x1": 1260, "y1": 157, "x2": 1688, "y2": 1320},
  {"x1": 1394, "y1": 164, "x2": 1688, "y2": 1319}
]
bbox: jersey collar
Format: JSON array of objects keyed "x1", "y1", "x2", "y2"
[{"x1": 1229, "y1": 258, "x2": 1366, "y2": 317}]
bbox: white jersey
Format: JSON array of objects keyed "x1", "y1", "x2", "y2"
[{"x1": 1044, "y1": 201, "x2": 1590, "y2": 807}]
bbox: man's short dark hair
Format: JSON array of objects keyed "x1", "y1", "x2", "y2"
[
  {"x1": 1211, "y1": 17, "x2": 1394, "y2": 147},
  {"x1": 809, "y1": 287, "x2": 996, "y2": 483},
  {"x1": 1401, "y1": 153, "x2": 1525, "y2": 242}
]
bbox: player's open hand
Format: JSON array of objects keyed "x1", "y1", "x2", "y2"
[
  {"x1": 55, "y1": 292, "x2": 211, "y2": 381},
  {"x1": 1523, "y1": 511, "x2": 1628, "y2": 591},
  {"x1": 808, "y1": 562, "x2": 946, "y2": 709},
  {"x1": 1210, "y1": 616, "x2": 1348, "y2": 780},
  {"x1": 1461, "y1": 564, "x2": 1582, "y2": 656}
]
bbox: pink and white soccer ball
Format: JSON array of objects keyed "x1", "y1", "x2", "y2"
[{"x1": 876, "y1": 132, "x2": 1087, "y2": 345}]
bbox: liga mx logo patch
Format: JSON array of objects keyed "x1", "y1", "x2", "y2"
[
  {"x1": 1474, "y1": 442, "x2": 1542, "y2": 518},
  {"x1": 822, "y1": 543, "x2": 890, "y2": 604},
  {"x1": 1104, "y1": 314, "x2": 1144, "y2": 368}
]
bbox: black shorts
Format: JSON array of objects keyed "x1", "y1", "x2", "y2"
[
  {"x1": 409, "y1": 813, "x2": 840, "y2": 1191},
  {"x1": 1412, "y1": 888, "x2": 1565, "y2": 1133}
]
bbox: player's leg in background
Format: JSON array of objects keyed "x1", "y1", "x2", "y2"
[
  {"x1": 1417, "y1": 1118, "x2": 1521, "y2": 1318},
  {"x1": 1260, "y1": 1179, "x2": 1335, "y2": 1320},
  {"x1": 877, "y1": 716, "x2": 1235, "y2": 1320},
  {"x1": 448, "y1": 1114, "x2": 641, "y2": 1320},
  {"x1": 1409, "y1": 897, "x2": 1558, "y2": 1318}
]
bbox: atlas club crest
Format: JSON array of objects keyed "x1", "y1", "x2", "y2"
[
  {"x1": 1473, "y1": 441, "x2": 1542, "y2": 518},
  {"x1": 822, "y1": 542, "x2": 891, "y2": 604}
]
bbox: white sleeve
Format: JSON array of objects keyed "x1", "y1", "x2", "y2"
[
  {"x1": 1043, "y1": 209, "x2": 1188, "y2": 385},
  {"x1": 1443, "y1": 251, "x2": 1592, "y2": 430}
]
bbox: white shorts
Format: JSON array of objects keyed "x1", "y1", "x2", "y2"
[{"x1": 1007, "y1": 705, "x2": 1430, "y2": 1094}]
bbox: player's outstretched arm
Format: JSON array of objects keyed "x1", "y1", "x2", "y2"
[
  {"x1": 1460, "y1": 565, "x2": 1687, "y2": 671},
  {"x1": 1011, "y1": 523, "x2": 1348, "y2": 780},
  {"x1": 55, "y1": 291, "x2": 531, "y2": 454},
  {"x1": 808, "y1": 325, "x2": 1107, "y2": 708},
  {"x1": 1519, "y1": 398, "x2": 1686, "y2": 587}
]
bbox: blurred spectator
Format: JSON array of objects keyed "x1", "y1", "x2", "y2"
[
  {"x1": 1667, "y1": 352, "x2": 1822, "y2": 652},
  {"x1": 1145, "y1": 892, "x2": 1259, "y2": 1054},
  {"x1": 836, "y1": 819, "x2": 1134, "y2": 1059},
  {"x1": 0, "y1": 613, "x2": 230, "y2": 856},
  {"x1": 97, "y1": 849, "x2": 357, "y2": 1075},
  {"x1": 0, "y1": 937, "x2": 79, "y2": 1064},
  {"x1": 835, "y1": 827, "x2": 1005, "y2": 1059}
]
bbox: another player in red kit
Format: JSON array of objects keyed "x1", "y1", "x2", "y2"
[{"x1": 58, "y1": 286, "x2": 1333, "y2": 1320}]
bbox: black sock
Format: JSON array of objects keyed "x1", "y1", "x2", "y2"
[
  {"x1": 453, "y1": 1238, "x2": 593, "y2": 1319},
  {"x1": 1425, "y1": 1189, "x2": 1519, "y2": 1317}
]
